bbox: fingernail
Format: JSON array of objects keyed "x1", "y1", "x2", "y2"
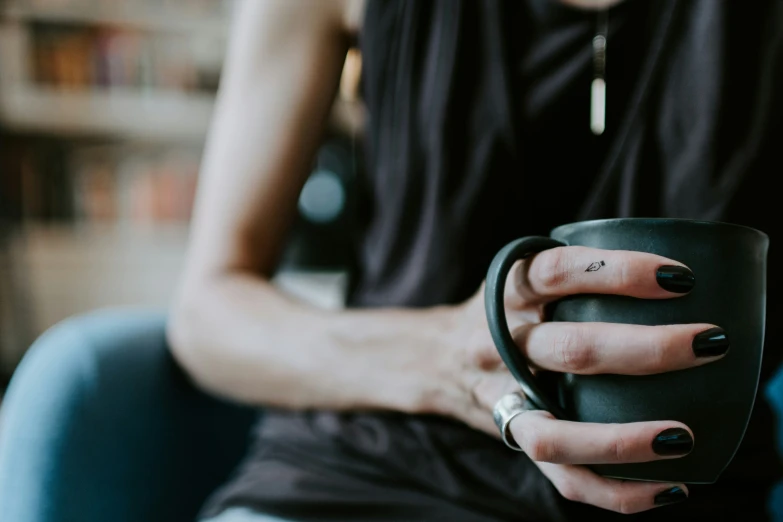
[
  {"x1": 652, "y1": 428, "x2": 693, "y2": 456},
  {"x1": 656, "y1": 265, "x2": 695, "y2": 293},
  {"x1": 693, "y1": 327, "x2": 730, "y2": 358},
  {"x1": 654, "y1": 486, "x2": 688, "y2": 506}
]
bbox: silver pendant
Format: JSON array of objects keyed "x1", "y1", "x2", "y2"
[{"x1": 591, "y1": 77, "x2": 606, "y2": 135}]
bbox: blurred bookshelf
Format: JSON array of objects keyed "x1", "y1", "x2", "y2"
[
  {"x1": 0, "y1": 0, "x2": 364, "y2": 376},
  {"x1": 0, "y1": 87, "x2": 215, "y2": 141},
  {"x1": 0, "y1": 0, "x2": 228, "y2": 140},
  {"x1": 3, "y1": 0, "x2": 230, "y2": 36}
]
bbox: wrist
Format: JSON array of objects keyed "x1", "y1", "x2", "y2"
[
  {"x1": 314, "y1": 302, "x2": 472, "y2": 416},
  {"x1": 402, "y1": 303, "x2": 475, "y2": 418}
]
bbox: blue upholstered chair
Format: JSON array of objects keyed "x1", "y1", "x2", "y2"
[{"x1": 0, "y1": 310, "x2": 257, "y2": 522}]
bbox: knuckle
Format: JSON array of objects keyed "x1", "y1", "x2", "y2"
[
  {"x1": 608, "y1": 484, "x2": 635, "y2": 515},
  {"x1": 614, "y1": 256, "x2": 635, "y2": 290},
  {"x1": 607, "y1": 427, "x2": 631, "y2": 462},
  {"x1": 511, "y1": 261, "x2": 530, "y2": 302},
  {"x1": 646, "y1": 329, "x2": 677, "y2": 373},
  {"x1": 512, "y1": 323, "x2": 535, "y2": 354},
  {"x1": 551, "y1": 326, "x2": 595, "y2": 373},
  {"x1": 649, "y1": 339, "x2": 671, "y2": 373},
  {"x1": 535, "y1": 248, "x2": 572, "y2": 291},
  {"x1": 520, "y1": 429, "x2": 559, "y2": 462},
  {"x1": 556, "y1": 479, "x2": 583, "y2": 503},
  {"x1": 468, "y1": 333, "x2": 503, "y2": 370}
]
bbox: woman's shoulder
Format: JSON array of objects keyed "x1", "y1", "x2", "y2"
[
  {"x1": 344, "y1": 0, "x2": 366, "y2": 36},
  {"x1": 237, "y1": 0, "x2": 364, "y2": 40}
]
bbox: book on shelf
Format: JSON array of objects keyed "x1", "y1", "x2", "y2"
[
  {"x1": 73, "y1": 145, "x2": 199, "y2": 225},
  {"x1": 0, "y1": 139, "x2": 199, "y2": 226},
  {"x1": 29, "y1": 23, "x2": 223, "y2": 93}
]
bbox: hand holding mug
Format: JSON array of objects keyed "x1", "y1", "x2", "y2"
[
  {"x1": 483, "y1": 219, "x2": 767, "y2": 499},
  {"x1": 455, "y1": 242, "x2": 725, "y2": 513}
]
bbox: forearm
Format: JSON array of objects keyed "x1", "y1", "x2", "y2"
[
  {"x1": 166, "y1": 0, "x2": 458, "y2": 417},
  {"x1": 167, "y1": 271, "x2": 458, "y2": 414}
]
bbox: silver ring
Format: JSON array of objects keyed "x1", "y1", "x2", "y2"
[{"x1": 492, "y1": 391, "x2": 538, "y2": 451}]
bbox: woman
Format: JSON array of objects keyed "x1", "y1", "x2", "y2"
[{"x1": 168, "y1": 0, "x2": 783, "y2": 520}]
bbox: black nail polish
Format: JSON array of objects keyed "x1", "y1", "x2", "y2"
[
  {"x1": 654, "y1": 486, "x2": 688, "y2": 506},
  {"x1": 656, "y1": 266, "x2": 695, "y2": 293},
  {"x1": 693, "y1": 327, "x2": 730, "y2": 358},
  {"x1": 652, "y1": 428, "x2": 693, "y2": 456}
]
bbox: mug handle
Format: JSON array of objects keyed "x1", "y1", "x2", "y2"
[{"x1": 485, "y1": 237, "x2": 568, "y2": 419}]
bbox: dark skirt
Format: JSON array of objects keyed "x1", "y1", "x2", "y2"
[{"x1": 199, "y1": 399, "x2": 781, "y2": 522}]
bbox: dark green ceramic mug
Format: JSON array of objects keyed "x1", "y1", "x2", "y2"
[{"x1": 484, "y1": 218, "x2": 768, "y2": 483}]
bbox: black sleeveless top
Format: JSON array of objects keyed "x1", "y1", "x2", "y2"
[
  {"x1": 202, "y1": 2, "x2": 783, "y2": 520},
  {"x1": 350, "y1": 0, "x2": 783, "y2": 321}
]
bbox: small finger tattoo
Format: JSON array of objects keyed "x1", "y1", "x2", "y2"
[{"x1": 585, "y1": 260, "x2": 606, "y2": 272}]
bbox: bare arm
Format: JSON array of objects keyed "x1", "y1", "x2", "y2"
[
  {"x1": 168, "y1": 2, "x2": 726, "y2": 512},
  {"x1": 167, "y1": 0, "x2": 457, "y2": 414}
]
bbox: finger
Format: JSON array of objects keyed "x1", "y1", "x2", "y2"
[
  {"x1": 509, "y1": 410, "x2": 694, "y2": 465},
  {"x1": 537, "y1": 462, "x2": 689, "y2": 514},
  {"x1": 518, "y1": 322, "x2": 729, "y2": 375},
  {"x1": 515, "y1": 246, "x2": 695, "y2": 305}
]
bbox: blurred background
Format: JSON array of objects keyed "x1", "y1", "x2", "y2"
[{"x1": 0, "y1": 0, "x2": 364, "y2": 389}]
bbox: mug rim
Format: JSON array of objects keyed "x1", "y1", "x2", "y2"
[{"x1": 551, "y1": 217, "x2": 769, "y2": 241}]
